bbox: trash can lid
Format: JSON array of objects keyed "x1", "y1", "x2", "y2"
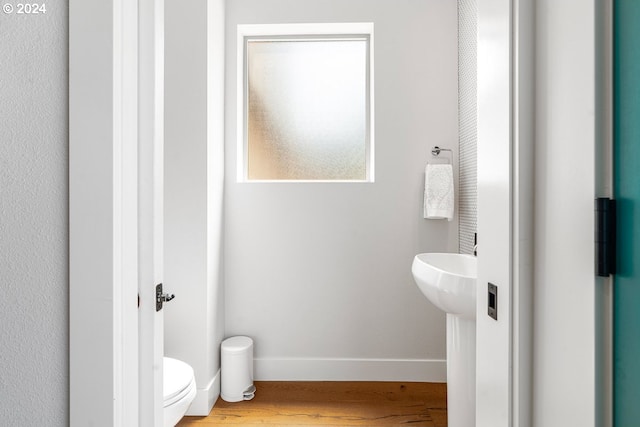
[{"x1": 222, "y1": 336, "x2": 253, "y2": 353}]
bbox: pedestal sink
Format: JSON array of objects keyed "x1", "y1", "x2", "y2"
[{"x1": 411, "y1": 253, "x2": 476, "y2": 427}]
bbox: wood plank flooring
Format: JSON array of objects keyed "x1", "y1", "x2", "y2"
[{"x1": 177, "y1": 381, "x2": 447, "y2": 426}]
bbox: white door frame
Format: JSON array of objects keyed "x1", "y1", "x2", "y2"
[
  {"x1": 69, "y1": 0, "x2": 163, "y2": 425},
  {"x1": 69, "y1": 2, "x2": 615, "y2": 427},
  {"x1": 70, "y1": 1, "x2": 534, "y2": 425},
  {"x1": 476, "y1": 1, "x2": 534, "y2": 425},
  {"x1": 476, "y1": 1, "x2": 613, "y2": 427},
  {"x1": 69, "y1": 0, "x2": 139, "y2": 424},
  {"x1": 69, "y1": 0, "x2": 533, "y2": 425}
]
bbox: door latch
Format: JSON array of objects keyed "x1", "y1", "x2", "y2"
[
  {"x1": 488, "y1": 283, "x2": 498, "y2": 321},
  {"x1": 156, "y1": 283, "x2": 175, "y2": 312}
]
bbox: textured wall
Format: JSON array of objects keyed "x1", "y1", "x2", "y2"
[
  {"x1": 0, "y1": 3, "x2": 69, "y2": 426},
  {"x1": 225, "y1": 0, "x2": 458, "y2": 380},
  {"x1": 458, "y1": 0, "x2": 478, "y2": 255}
]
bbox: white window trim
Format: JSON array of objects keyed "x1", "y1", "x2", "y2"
[{"x1": 236, "y1": 23, "x2": 375, "y2": 183}]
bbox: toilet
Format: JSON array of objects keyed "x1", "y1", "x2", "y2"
[{"x1": 163, "y1": 357, "x2": 197, "y2": 427}]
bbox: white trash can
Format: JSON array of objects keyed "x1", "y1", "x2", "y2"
[{"x1": 221, "y1": 336, "x2": 255, "y2": 402}]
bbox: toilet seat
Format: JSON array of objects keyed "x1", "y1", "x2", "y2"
[
  {"x1": 164, "y1": 357, "x2": 195, "y2": 406},
  {"x1": 165, "y1": 375, "x2": 196, "y2": 407},
  {"x1": 163, "y1": 357, "x2": 197, "y2": 427}
]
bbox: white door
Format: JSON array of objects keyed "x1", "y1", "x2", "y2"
[{"x1": 139, "y1": 0, "x2": 166, "y2": 425}]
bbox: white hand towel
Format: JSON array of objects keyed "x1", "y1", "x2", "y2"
[{"x1": 424, "y1": 163, "x2": 454, "y2": 220}]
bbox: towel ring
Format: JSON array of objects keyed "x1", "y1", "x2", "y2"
[
  {"x1": 430, "y1": 146, "x2": 454, "y2": 168},
  {"x1": 431, "y1": 146, "x2": 452, "y2": 156}
]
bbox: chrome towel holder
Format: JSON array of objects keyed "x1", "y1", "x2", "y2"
[
  {"x1": 431, "y1": 146, "x2": 452, "y2": 157},
  {"x1": 430, "y1": 146, "x2": 454, "y2": 167}
]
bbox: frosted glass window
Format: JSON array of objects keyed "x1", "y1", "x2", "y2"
[{"x1": 243, "y1": 36, "x2": 372, "y2": 181}]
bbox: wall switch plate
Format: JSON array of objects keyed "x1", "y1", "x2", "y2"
[{"x1": 488, "y1": 283, "x2": 498, "y2": 320}]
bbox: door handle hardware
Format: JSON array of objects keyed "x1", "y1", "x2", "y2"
[{"x1": 155, "y1": 283, "x2": 175, "y2": 311}]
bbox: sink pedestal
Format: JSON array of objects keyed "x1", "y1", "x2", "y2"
[
  {"x1": 410, "y1": 253, "x2": 477, "y2": 427},
  {"x1": 446, "y1": 314, "x2": 476, "y2": 427}
]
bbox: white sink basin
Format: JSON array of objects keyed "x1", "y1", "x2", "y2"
[{"x1": 411, "y1": 253, "x2": 477, "y2": 319}]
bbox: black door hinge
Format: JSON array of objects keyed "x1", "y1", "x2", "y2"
[{"x1": 595, "y1": 198, "x2": 616, "y2": 277}]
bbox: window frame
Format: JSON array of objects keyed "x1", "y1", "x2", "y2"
[{"x1": 236, "y1": 23, "x2": 375, "y2": 183}]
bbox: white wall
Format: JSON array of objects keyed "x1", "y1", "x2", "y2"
[
  {"x1": 164, "y1": 0, "x2": 226, "y2": 415},
  {"x1": 224, "y1": 0, "x2": 458, "y2": 381},
  {"x1": 533, "y1": 1, "x2": 609, "y2": 426},
  {"x1": 0, "y1": 3, "x2": 68, "y2": 426}
]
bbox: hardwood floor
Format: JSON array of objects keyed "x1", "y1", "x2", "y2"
[{"x1": 177, "y1": 381, "x2": 447, "y2": 426}]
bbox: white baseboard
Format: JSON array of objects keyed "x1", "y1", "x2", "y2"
[
  {"x1": 253, "y1": 357, "x2": 446, "y2": 382},
  {"x1": 186, "y1": 368, "x2": 220, "y2": 416}
]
